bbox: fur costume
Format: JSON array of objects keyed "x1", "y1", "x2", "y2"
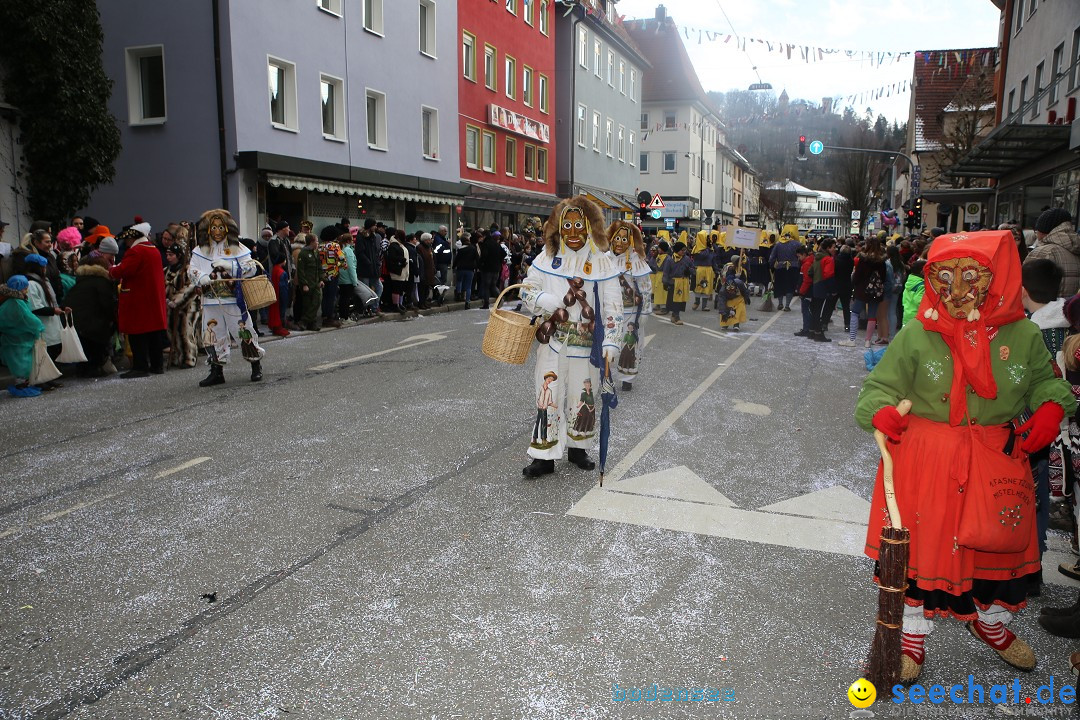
[{"x1": 165, "y1": 239, "x2": 201, "y2": 368}]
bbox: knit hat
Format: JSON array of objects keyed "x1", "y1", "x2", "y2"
[
  {"x1": 23, "y1": 253, "x2": 47, "y2": 267},
  {"x1": 4, "y1": 274, "x2": 28, "y2": 292},
  {"x1": 1065, "y1": 294, "x2": 1080, "y2": 331},
  {"x1": 1035, "y1": 207, "x2": 1073, "y2": 234},
  {"x1": 97, "y1": 236, "x2": 120, "y2": 255}
]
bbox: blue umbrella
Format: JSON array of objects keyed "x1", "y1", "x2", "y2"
[{"x1": 591, "y1": 282, "x2": 618, "y2": 485}]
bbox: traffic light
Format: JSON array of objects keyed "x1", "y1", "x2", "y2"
[
  {"x1": 912, "y1": 197, "x2": 923, "y2": 229},
  {"x1": 639, "y1": 201, "x2": 648, "y2": 221},
  {"x1": 636, "y1": 190, "x2": 651, "y2": 222},
  {"x1": 798, "y1": 135, "x2": 806, "y2": 157},
  {"x1": 905, "y1": 210, "x2": 915, "y2": 229}
]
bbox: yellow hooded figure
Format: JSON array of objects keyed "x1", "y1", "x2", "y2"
[
  {"x1": 758, "y1": 230, "x2": 771, "y2": 248},
  {"x1": 691, "y1": 230, "x2": 715, "y2": 310},
  {"x1": 778, "y1": 224, "x2": 800, "y2": 243}
]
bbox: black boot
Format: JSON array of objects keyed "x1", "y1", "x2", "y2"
[
  {"x1": 250, "y1": 360, "x2": 262, "y2": 382},
  {"x1": 1038, "y1": 605, "x2": 1080, "y2": 638},
  {"x1": 199, "y1": 364, "x2": 225, "y2": 387},
  {"x1": 522, "y1": 458, "x2": 555, "y2": 477},
  {"x1": 621, "y1": 381, "x2": 632, "y2": 391},
  {"x1": 567, "y1": 448, "x2": 596, "y2": 471}
]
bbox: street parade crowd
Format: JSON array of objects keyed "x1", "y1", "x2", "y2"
[{"x1": 5, "y1": 197, "x2": 1080, "y2": 686}]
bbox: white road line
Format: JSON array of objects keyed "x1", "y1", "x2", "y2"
[
  {"x1": 600, "y1": 311, "x2": 783, "y2": 485},
  {"x1": 0, "y1": 492, "x2": 121, "y2": 540},
  {"x1": 155, "y1": 457, "x2": 212, "y2": 479},
  {"x1": 309, "y1": 331, "x2": 451, "y2": 371},
  {"x1": 700, "y1": 329, "x2": 730, "y2": 340},
  {"x1": 642, "y1": 334, "x2": 656, "y2": 348}
]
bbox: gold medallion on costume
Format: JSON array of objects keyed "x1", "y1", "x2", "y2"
[{"x1": 583, "y1": 261, "x2": 592, "y2": 275}]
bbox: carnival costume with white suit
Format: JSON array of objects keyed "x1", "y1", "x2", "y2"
[
  {"x1": 189, "y1": 209, "x2": 265, "y2": 385},
  {"x1": 607, "y1": 221, "x2": 652, "y2": 389},
  {"x1": 519, "y1": 196, "x2": 622, "y2": 473}
]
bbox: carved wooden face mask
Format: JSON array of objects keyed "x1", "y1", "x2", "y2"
[
  {"x1": 611, "y1": 227, "x2": 631, "y2": 256},
  {"x1": 208, "y1": 214, "x2": 228, "y2": 244},
  {"x1": 560, "y1": 207, "x2": 587, "y2": 252},
  {"x1": 927, "y1": 256, "x2": 993, "y2": 320}
]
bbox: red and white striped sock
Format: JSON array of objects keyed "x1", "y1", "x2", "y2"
[
  {"x1": 901, "y1": 632, "x2": 926, "y2": 664},
  {"x1": 972, "y1": 619, "x2": 1015, "y2": 651}
]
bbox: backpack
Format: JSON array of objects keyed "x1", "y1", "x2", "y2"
[
  {"x1": 864, "y1": 269, "x2": 884, "y2": 302},
  {"x1": 724, "y1": 280, "x2": 740, "y2": 299}
]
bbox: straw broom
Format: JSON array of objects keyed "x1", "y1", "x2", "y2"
[{"x1": 866, "y1": 399, "x2": 912, "y2": 689}]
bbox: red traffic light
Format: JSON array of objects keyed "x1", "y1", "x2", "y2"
[{"x1": 799, "y1": 135, "x2": 806, "y2": 142}]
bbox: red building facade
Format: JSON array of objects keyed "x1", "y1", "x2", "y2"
[{"x1": 459, "y1": 0, "x2": 557, "y2": 229}]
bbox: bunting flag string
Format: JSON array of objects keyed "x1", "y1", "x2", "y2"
[{"x1": 623, "y1": 16, "x2": 997, "y2": 70}]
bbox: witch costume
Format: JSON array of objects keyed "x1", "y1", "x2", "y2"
[
  {"x1": 519, "y1": 195, "x2": 623, "y2": 477},
  {"x1": 856, "y1": 230, "x2": 1076, "y2": 682},
  {"x1": 164, "y1": 240, "x2": 201, "y2": 368}
]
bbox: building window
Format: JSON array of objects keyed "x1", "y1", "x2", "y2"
[
  {"x1": 523, "y1": 0, "x2": 533, "y2": 25},
  {"x1": 577, "y1": 104, "x2": 586, "y2": 147},
  {"x1": 605, "y1": 118, "x2": 613, "y2": 156},
  {"x1": 1029, "y1": 0, "x2": 1037, "y2": 16},
  {"x1": 578, "y1": 27, "x2": 588, "y2": 68},
  {"x1": 1020, "y1": 75, "x2": 1029, "y2": 109},
  {"x1": 640, "y1": 152, "x2": 648, "y2": 172},
  {"x1": 484, "y1": 44, "x2": 497, "y2": 91},
  {"x1": 320, "y1": 74, "x2": 345, "y2": 140},
  {"x1": 1014, "y1": 0, "x2": 1024, "y2": 34},
  {"x1": 523, "y1": 65, "x2": 534, "y2": 106},
  {"x1": 640, "y1": 112, "x2": 648, "y2": 131},
  {"x1": 663, "y1": 151, "x2": 676, "y2": 173},
  {"x1": 481, "y1": 130, "x2": 496, "y2": 172},
  {"x1": 524, "y1": 144, "x2": 536, "y2": 180},
  {"x1": 267, "y1": 56, "x2": 296, "y2": 130},
  {"x1": 1032, "y1": 62, "x2": 1043, "y2": 118},
  {"x1": 619, "y1": 60, "x2": 626, "y2": 94},
  {"x1": 505, "y1": 137, "x2": 517, "y2": 176},
  {"x1": 318, "y1": 0, "x2": 343, "y2": 15},
  {"x1": 664, "y1": 110, "x2": 676, "y2": 129},
  {"x1": 465, "y1": 125, "x2": 479, "y2": 168},
  {"x1": 617, "y1": 125, "x2": 625, "y2": 162},
  {"x1": 539, "y1": 74, "x2": 548, "y2": 113},
  {"x1": 1071, "y1": 27, "x2": 1080, "y2": 91},
  {"x1": 419, "y1": 0, "x2": 436, "y2": 57},
  {"x1": 593, "y1": 40, "x2": 602, "y2": 77},
  {"x1": 536, "y1": 147, "x2": 548, "y2": 183},
  {"x1": 365, "y1": 89, "x2": 387, "y2": 149},
  {"x1": 539, "y1": 1, "x2": 548, "y2": 35},
  {"x1": 462, "y1": 31, "x2": 476, "y2": 81},
  {"x1": 505, "y1": 0, "x2": 516, "y2": 15},
  {"x1": 629, "y1": 132, "x2": 636, "y2": 167},
  {"x1": 421, "y1": 106, "x2": 438, "y2": 159},
  {"x1": 606, "y1": 51, "x2": 614, "y2": 86},
  {"x1": 126, "y1": 45, "x2": 167, "y2": 125},
  {"x1": 363, "y1": 0, "x2": 383, "y2": 34},
  {"x1": 504, "y1": 56, "x2": 517, "y2": 98},
  {"x1": 591, "y1": 110, "x2": 600, "y2": 152},
  {"x1": 1007, "y1": 89, "x2": 1015, "y2": 115},
  {"x1": 1050, "y1": 43, "x2": 1064, "y2": 106},
  {"x1": 630, "y1": 68, "x2": 637, "y2": 100}
]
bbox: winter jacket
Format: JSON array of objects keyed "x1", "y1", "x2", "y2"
[
  {"x1": 833, "y1": 249, "x2": 854, "y2": 293},
  {"x1": 798, "y1": 255, "x2": 813, "y2": 296},
  {"x1": 385, "y1": 239, "x2": 409, "y2": 282},
  {"x1": 901, "y1": 273, "x2": 925, "y2": 327},
  {"x1": 65, "y1": 263, "x2": 118, "y2": 345},
  {"x1": 340, "y1": 246, "x2": 359, "y2": 286},
  {"x1": 1025, "y1": 221, "x2": 1080, "y2": 297},
  {"x1": 296, "y1": 246, "x2": 321, "y2": 288},
  {"x1": 769, "y1": 239, "x2": 800, "y2": 270},
  {"x1": 354, "y1": 232, "x2": 381, "y2": 279},
  {"x1": 418, "y1": 244, "x2": 436, "y2": 285},
  {"x1": 453, "y1": 244, "x2": 479, "y2": 271},
  {"x1": 109, "y1": 239, "x2": 168, "y2": 335},
  {"x1": 480, "y1": 236, "x2": 504, "y2": 273},
  {"x1": 811, "y1": 251, "x2": 836, "y2": 298},
  {"x1": 0, "y1": 286, "x2": 44, "y2": 379},
  {"x1": 1029, "y1": 298, "x2": 1070, "y2": 360},
  {"x1": 433, "y1": 234, "x2": 452, "y2": 267}
]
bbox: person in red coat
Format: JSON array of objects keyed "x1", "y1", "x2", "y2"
[{"x1": 110, "y1": 223, "x2": 167, "y2": 378}]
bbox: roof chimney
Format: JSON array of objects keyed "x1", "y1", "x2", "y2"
[{"x1": 655, "y1": 4, "x2": 666, "y2": 21}]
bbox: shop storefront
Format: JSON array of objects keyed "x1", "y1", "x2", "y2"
[{"x1": 462, "y1": 180, "x2": 559, "y2": 236}]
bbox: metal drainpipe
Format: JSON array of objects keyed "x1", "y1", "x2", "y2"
[{"x1": 212, "y1": 0, "x2": 229, "y2": 209}]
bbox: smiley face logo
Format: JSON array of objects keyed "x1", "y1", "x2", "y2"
[{"x1": 847, "y1": 678, "x2": 876, "y2": 708}]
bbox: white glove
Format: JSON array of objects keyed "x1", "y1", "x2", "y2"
[
  {"x1": 211, "y1": 259, "x2": 233, "y2": 272},
  {"x1": 535, "y1": 291, "x2": 561, "y2": 313},
  {"x1": 603, "y1": 345, "x2": 619, "y2": 365}
]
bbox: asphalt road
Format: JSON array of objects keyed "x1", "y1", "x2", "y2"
[{"x1": 2, "y1": 303, "x2": 1080, "y2": 720}]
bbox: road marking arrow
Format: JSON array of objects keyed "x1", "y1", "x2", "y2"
[{"x1": 309, "y1": 331, "x2": 453, "y2": 371}]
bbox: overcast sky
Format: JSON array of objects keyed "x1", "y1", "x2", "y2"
[{"x1": 615, "y1": 0, "x2": 1002, "y2": 123}]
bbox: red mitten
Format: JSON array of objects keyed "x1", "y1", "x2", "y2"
[
  {"x1": 1015, "y1": 401, "x2": 1065, "y2": 453},
  {"x1": 872, "y1": 405, "x2": 909, "y2": 442}
]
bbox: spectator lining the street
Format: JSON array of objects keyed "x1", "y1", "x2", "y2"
[
  {"x1": 64, "y1": 254, "x2": 117, "y2": 378},
  {"x1": 0, "y1": 275, "x2": 44, "y2": 397},
  {"x1": 110, "y1": 223, "x2": 167, "y2": 378},
  {"x1": 1025, "y1": 207, "x2": 1080, "y2": 297}
]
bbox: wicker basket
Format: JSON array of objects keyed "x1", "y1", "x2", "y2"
[
  {"x1": 241, "y1": 262, "x2": 277, "y2": 311},
  {"x1": 482, "y1": 283, "x2": 535, "y2": 365}
]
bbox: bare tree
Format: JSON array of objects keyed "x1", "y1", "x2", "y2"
[
  {"x1": 834, "y1": 153, "x2": 876, "y2": 229},
  {"x1": 759, "y1": 182, "x2": 799, "y2": 232}
]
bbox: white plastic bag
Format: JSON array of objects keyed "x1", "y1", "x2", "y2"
[
  {"x1": 56, "y1": 310, "x2": 87, "y2": 364},
  {"x1": 29, "y1": 337, "x2": 62, "y2": 385}
]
